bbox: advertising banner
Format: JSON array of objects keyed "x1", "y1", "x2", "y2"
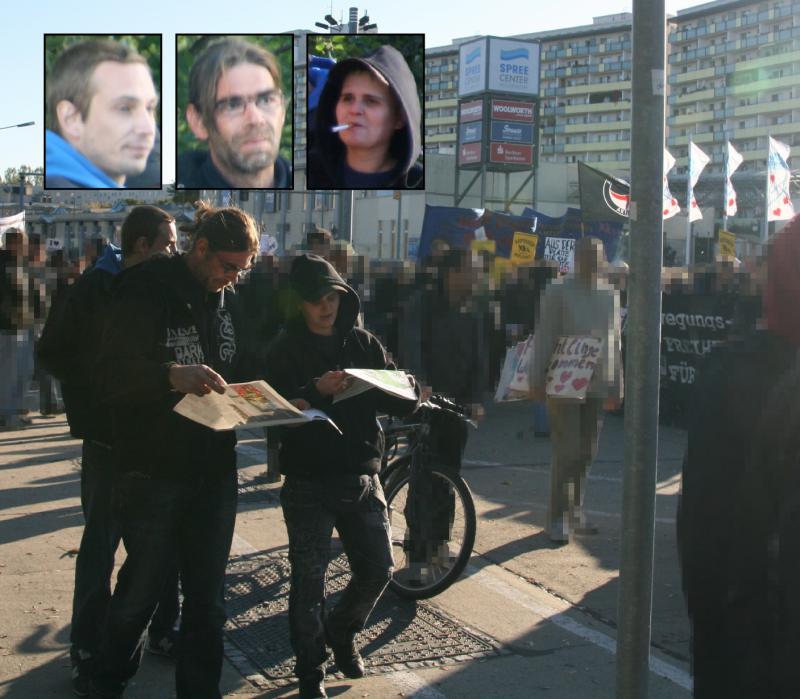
[
  {"x1": 459, "y1": 121, "x2": 483, "y2": 144},
  {"x1": 491, "y1": 120, "x2": 534, "y2": 144},
  {"x1": 460, "y1": 99, "x2": 483, "y2": 123},
  {"x1": 491, "y1": 99, "x2": 535, "y2": 123},
  {"x1": 489, "y1": 142, "x2": 533, "y2": 166},
  {"x1": 459, "y1": 142, "x2": 482, "y2": 166},
  {"x1": 487, "y1": 38, "x2": 540, "y2": 96},
  {"x1": 458, "y1": 38, "x2": 487, "y2": 97}
]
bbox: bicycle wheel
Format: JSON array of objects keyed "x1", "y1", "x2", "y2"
[{"x1": 385, "y1": 466, "x2": 476, "y2": 600}]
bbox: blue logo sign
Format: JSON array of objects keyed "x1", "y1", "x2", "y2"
[
  {"x1": 465, "y1": 47, "x2": 481, "y2": 64},
  {"x1": 459, "y1": 122, "x2": 483, "y2": 144},
  {"x1": 491, "y1": 120, "x2": 534, "y2": 144},
  {"x1": 499, "y1": 48, "x2": 529, "y2": 62}
]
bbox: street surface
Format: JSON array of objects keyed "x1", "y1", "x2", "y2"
[{"x1": 0, "y1": 396, "x2": 691, "y2": 698}]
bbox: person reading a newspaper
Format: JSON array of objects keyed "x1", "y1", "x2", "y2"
[
  {"x1": 529, "y1": 237, "x2": 623, "y2": 544},
  {"x1": 265, "y1": 253, "x2": 420, "y2": 699},
  {"x1": 90, "y1": 203, "x2": 258, "y2": 698}
]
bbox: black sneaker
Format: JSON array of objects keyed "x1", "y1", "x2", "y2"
[
  {"x1": 71, "y1": 661, "x2": 90, "y2": 697},
  {"x1": 324, "y1": 626, "x2": 364, "y2": 679},
  {"x1": 146, "y1": 630, "x2": 178, "y2": 660},
  {"x1": 298, "y1": 674, "x2": 327, "y2": 698}
]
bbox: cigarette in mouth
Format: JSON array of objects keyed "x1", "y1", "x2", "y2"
[{"x1": 331, "y1": 124, "x2": 351, "y2": 133}]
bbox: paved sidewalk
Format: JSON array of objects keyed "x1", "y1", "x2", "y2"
[{"x1": 0, "y1": 406, "x2": 692, "y2": 698}]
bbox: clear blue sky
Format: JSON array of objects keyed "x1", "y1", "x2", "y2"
[{"x1": 2, "y1": 0, "x2": 698, "y2": 183}]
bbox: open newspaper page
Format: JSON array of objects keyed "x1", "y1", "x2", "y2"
[
  {"x1": 174, "y1": 380, "x2": 340, "y2": 433},
  {"x1": 333, "y1": 369, "x2": 417, "y2": 404}
]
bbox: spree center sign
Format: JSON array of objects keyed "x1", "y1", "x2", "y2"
[{"x1": 458, "y1": 37, "x2": 540, "y2": 98}]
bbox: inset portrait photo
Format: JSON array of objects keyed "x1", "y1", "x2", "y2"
[
  {"x1": 307, "y1": 33, "x2": 424, "y2": 191},
  {"x1": 44, "y1": 34, "x2": 162, "y2": 189},
  {"x1": 176, "y1": 34, "x2": 293, "y2": 190}
]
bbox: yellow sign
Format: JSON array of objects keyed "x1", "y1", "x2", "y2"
[
  {"x1": 510, "y1": 231, "x2": 539, "y2": 265},
  {"x1": 718, "y1": 229, "x2": 736, "y2": 259},
  {"x1": 492, "y1": 257, "x2": 514, "y2": 282},
  {"x1": 471, "y1": 238, "x2": 496, "y2": 255}
]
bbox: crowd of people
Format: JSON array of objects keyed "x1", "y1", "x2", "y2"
[{"x1": 2, "y1": 202, "x2": 797, "y2": 698}]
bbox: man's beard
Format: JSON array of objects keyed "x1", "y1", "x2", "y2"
[{"x1": 210, "y1": 126, "x2": 277, "y2": 175}]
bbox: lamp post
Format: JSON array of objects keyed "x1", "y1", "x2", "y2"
[
  {"x1": 0, "y1": 121, "x2": 34, "y2": 131},
  {"x1": 0, "y1": 120, "x2": 36, "y2": 212}
]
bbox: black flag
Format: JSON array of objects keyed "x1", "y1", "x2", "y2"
[{"x1": 578, "y1": 161, "x2": 630, "y2": 223}]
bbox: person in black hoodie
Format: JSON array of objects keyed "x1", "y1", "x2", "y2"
[
  {"x1": 307, "y1": 44, "x2": 423, "y2": 190},
  {"x1": 36, "y1": 206, "x2": 180, "y2": 696},
  {"x1": 265, "y1": 253, "x2": 419, "y2": 699},
  {"x1": 89, "y1": 203, "x2": 258, "y2": 699}
]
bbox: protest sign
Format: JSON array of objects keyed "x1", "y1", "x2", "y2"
[
  {"x1": 510, "y1": 231, "x2": 538, "y2": 265},
  {"x1": 718, "y1": 230, "x2": 736, "y2": 259},
  {"x1": 545, "y1": 336, "x2": 603, "y2": 400},
  {"x1": 259, "y1": 233, "x2": 278, "y2": 255},
  {"x1": 543, "y1": 237, "x2": 576, "y2": 273}
]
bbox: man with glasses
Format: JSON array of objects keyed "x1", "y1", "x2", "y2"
[
  {"x1": 178, "y1": 37, "x2": 291, "y2": 189},
  {"x1": 89, "y1": 203, "x2": 259, "y2": 698}
]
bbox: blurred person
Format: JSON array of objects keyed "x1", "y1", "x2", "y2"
[
  {"x1": 308, "y1": 44, "x2": 422, "y2": 189},
  {"x1": 678, "y1": 214, "x2": 800, "y2": 698},
  {"x1": 305, "y1": 225, "x2": 332, "y2": 259},
  {"x1": 179, "y1": 37, "x2": 291, "y2": 189},
  {"x1": 265, "y1": 253, "x2": 419, "y2": 699},
  {"x1": 0, "y1": 229, "x2": 33, "y2": 428},
  {"x1": 37, "y1": 206, "x2": 179, "y2": 696},
  {"x1": 45, "y1": 39, "x2": 158, "y2": 188},
  {"x1": 529, "y1": 237, "x2": 623, "y2": 543}
]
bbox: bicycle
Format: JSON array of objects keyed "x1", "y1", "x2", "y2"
[{"x1": 379, "y1": 395, "x2": 477, "y2": 600}]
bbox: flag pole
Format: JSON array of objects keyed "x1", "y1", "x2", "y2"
[
  {"x1": 763, "y1": 137, "x2": 770, "y2": 244},
  {"x1": 685, "y1": 139, "x2": 693, "y2": 265}
]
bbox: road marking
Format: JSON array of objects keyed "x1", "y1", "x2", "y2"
[{"x1": 466, "y1": 562, "x2": 692, "y2": 691}]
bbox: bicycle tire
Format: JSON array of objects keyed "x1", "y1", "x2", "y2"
[{"x1": 385, "y1": 466, "x2": 476, "y2": 600}]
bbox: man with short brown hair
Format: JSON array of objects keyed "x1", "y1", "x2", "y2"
[
  {"x1": 45, "y1": 38, "x2": 158, "y2": 188},
  {"x1": 178, "y1": 37, "x2": 291, "y2": 189}
]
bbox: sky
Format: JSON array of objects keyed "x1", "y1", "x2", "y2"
[{"x1": 2, "y1": 0, "x2": 701, "y2": 184}]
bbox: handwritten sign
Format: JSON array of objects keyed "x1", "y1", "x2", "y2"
[
  {"x1": 545, "y1": 335, "x2": 603, "y2": 401},
  {"x1": 718, "y1": 229, "x2": 736, "y2": 259},
  {"x1": 543, "y1": 237, "x2": 575, "y2": 273},
  {"x1": 510, "y1": 231, "x2": 538, "y2": 265}
]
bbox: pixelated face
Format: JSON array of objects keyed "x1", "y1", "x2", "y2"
[
  {"x1": 335, "y1": 71, "x2": 403, "y2": 159},
  {"x1": 205, "y1": 63, "x2": 285, "y2": 177},
  {"x1": 73, "y1": 62, "x2": 157, "y2": 184},
  {"x1": 300, "y1": 290, "x2": 340, "y2": 336}
]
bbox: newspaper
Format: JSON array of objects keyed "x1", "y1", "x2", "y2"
[
  {"x1": 333, "y1": 369, "x2": 417, "y2": 404},
  {"x1": 174, "y1": 380, "x2": 340, "y2": 433}
]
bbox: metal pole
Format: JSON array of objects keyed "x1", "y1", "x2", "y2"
[
  {"x1": 684, "y1": 140, "x2": 693, "y2": 265},
  {"x1": 616, "y1": 1, "x2": 666, "y2": 697},
  {"x1": 395, "y1": 192, "x2": 403, "y2": 259},
  {"x1": 762, "y1": 157, "x2": 770, "y2": 244},
  {"x1": 18, "y1": 172, "x2": 24, "y2": 213}
]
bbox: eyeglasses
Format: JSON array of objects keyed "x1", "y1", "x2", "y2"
[
  {"x1": 214, "y1": 90, "x2": 285, "y2": 118},
  {"x1": 211, "y1": 252, "x2": 253, "y2": 280}
]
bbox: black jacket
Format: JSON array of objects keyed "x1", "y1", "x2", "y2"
[
  {"x1": 176, "y1": 150, "x2": 292, "y2": 189},
  {"x1": 96, "y1": 254, "x2": 252, "y2": 481},
  {"x1": 308, "y1": 45, "x2": 423, "y2": 190},
  {"x1": 37, "y1": 264, "x2": 117, "y2": 441},
  {"x1": 264, "y1": 257, "x2": 419, "y2": 478}
]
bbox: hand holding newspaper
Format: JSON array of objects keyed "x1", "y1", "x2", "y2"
[
  {"x1": 174, "y1": 380, "x2": 341, "y2": 433},
  {"x1": 333, "y1": 369, "x2": 417, "y2": 403}
]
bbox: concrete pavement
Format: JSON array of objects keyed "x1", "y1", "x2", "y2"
[{"x1": 0, "y1": 398, "x2": 692, "y2": 698}]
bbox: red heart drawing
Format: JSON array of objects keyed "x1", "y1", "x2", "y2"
[
  {"x1": 774, "y1": 208, "x2": 782, "y2": 216},
  {"x1": 784, "y1": 197, "x2": 791, "y2": 205},
  {"x1": 560, "y1": 371, "x2": 572, "y2": 383},
  {"x1": 728, "y1": 198, "x2": 735, "y2": 206},
  {"x1": 554, "y1": 384, "x2": 565, "y2": 393},
  {"x1": 572, "y1": 378, "x2": 589, "y2": 391},
  {"x1": 770, "y1": 174, "x2": 776, "y2": 183},
  {"x1": 663, "y1": 209, "x2": 669, "y2": 215},
  {"x1": 691, "y1": 201, "x2": 697, "y2": 208}
]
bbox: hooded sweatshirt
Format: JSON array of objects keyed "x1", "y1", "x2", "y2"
[
  {"x1": 308, "y1": 45, "x2": 423, "y2": 190},
  {"x1": 45, "y1": 130, "x2": 122, "y2": 188},
  {"x1": 264, "y1": 254, "x2": 419, "y2": 478}
]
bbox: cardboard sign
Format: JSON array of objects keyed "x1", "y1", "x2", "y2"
[
  {"x1": 471, "y1": 238, "x2": 496, "y2": 255},
  {"x1": 510, "y1": 231, "x2": 538, "y2": 265},
  {"x1": 718, "y1": 229, "x2": 736, "y2": 259},
  {"x1": 543, "y1": 237, "x2": 576, "y2": 273},
  {"x1": 545, "y1": 336, "x2": 604, "y2": 401}
]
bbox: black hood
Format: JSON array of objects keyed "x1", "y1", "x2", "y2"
[
  {"x1": 313, "y1": 45, "x2": 421, "y2": 183},
  {"x1": 289, "y1": 253, "x2": 360, "y2": 333}
]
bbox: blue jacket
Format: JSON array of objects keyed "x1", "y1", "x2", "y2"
[{"x1": 45, "y1": 130, "x2": 122, "y2": 188}]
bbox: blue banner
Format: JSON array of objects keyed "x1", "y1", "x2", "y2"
[
  {"x1": 491, "y1": 120, "x2": 534, "y2": 144},
  {"x1": 418, "y1": 205, "x2": 623, "y2": 263},
  {"x1": 459, "y1": 122, "x2": 483, "y2": 144}
]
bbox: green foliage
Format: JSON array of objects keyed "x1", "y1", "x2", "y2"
[
  {"x1": 44, "y1": 35, "x2": 162, "y2": 112},
  {"x1": 308, "y1": 34, "x2": 424, "y2": 108},
  {"x1": 176, "y1": 35, "x2": 293, "y2": 164},
  {"x1": 2, "y1": 166, "x2": 42, "y2": 187}
]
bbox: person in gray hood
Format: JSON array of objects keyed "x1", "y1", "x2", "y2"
[{"x1": 307, "y1": 44, "x2": 423, "y2": 189}]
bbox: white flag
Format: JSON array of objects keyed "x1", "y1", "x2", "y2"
[
  {"x1": 663, "y1": 149, "x2": 680, "y2": 220},
  {"x1": 767, "y1": 136, "x2": 794, "y2": 222},
  {"x1": 688, "y1": 142, "x2": 711, "y2": 222},
  {"x1": 724, "y1": 142, "x2": 743, "y2": 217}
]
